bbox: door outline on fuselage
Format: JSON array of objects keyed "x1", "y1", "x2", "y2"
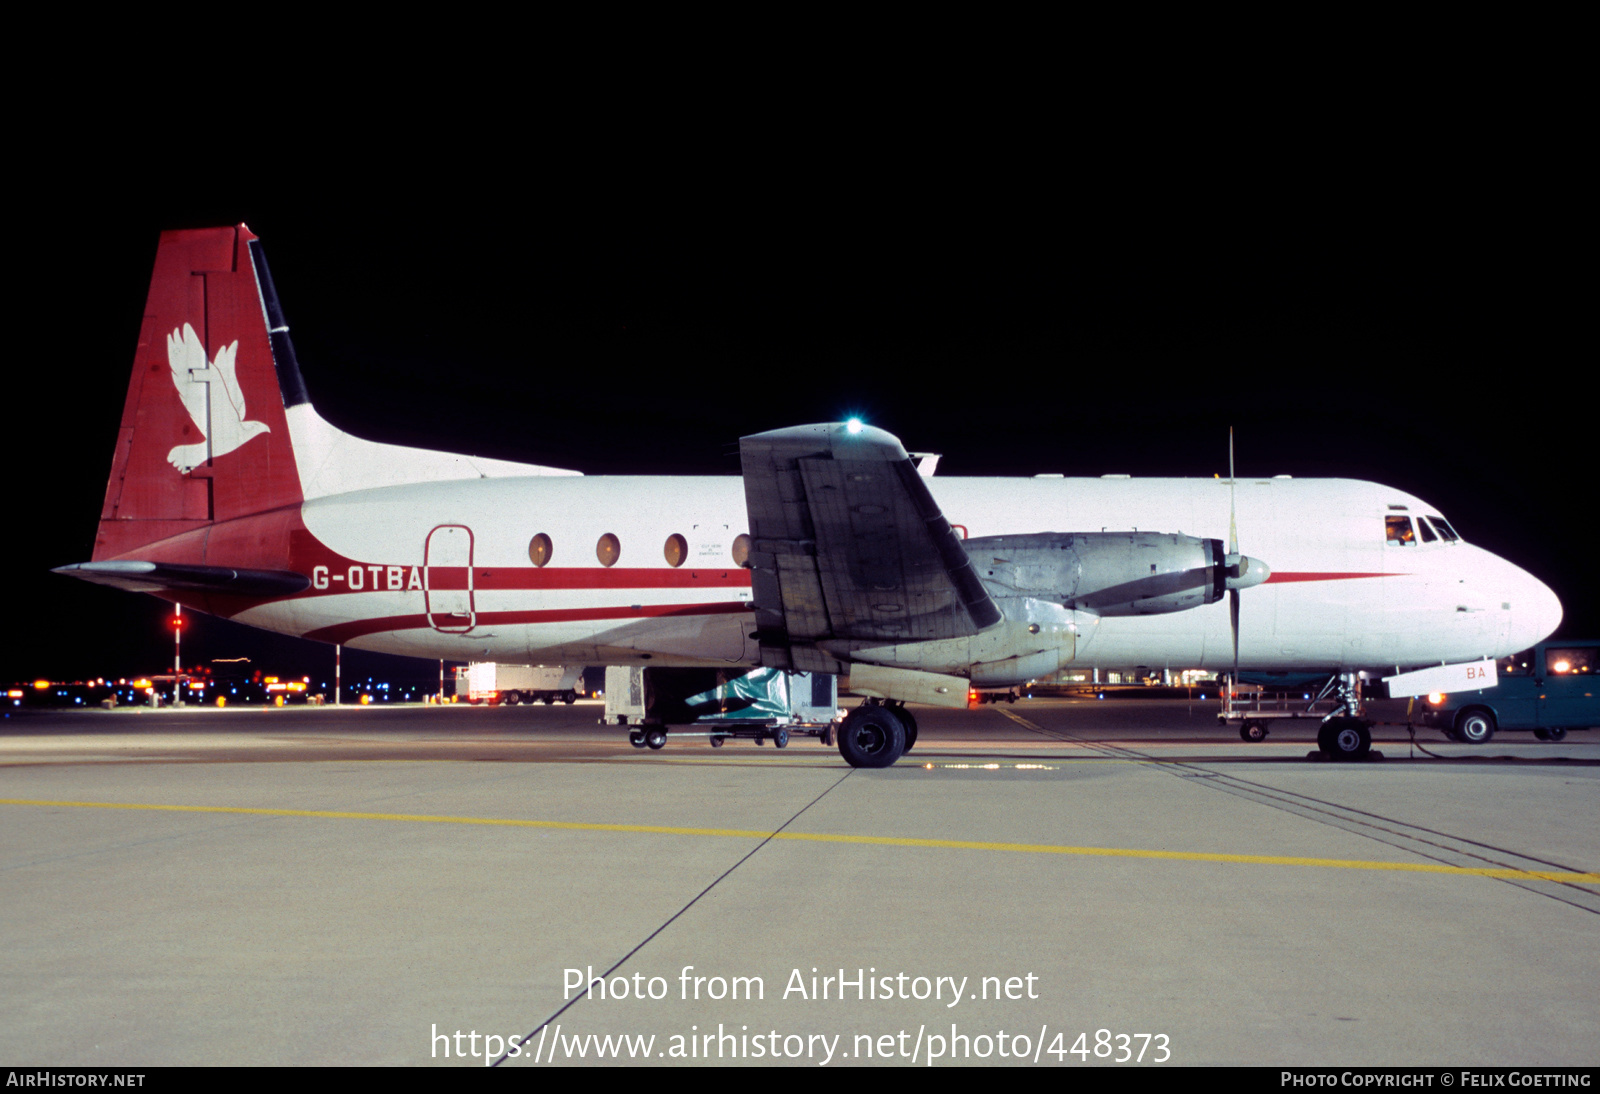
[{"x1": 424, "y1": 524, "x2": 475, "y2": 633}]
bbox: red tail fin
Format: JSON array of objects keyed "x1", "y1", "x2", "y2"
[{"x1": 95, "y1": 224, "x2": 303, "y2": 560}]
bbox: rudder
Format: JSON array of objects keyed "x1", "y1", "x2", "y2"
[{"x1": 95, "y1": 224, "x2": 302, "y2": 560}]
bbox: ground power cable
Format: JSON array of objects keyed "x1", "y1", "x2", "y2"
[{"x1": 493, "y1": 767, "x2": 856, "y2": 1066}]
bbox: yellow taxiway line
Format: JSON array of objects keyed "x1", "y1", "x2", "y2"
[{"x1": 4, "y1": 797, "x2": 1596, "y2": 884}]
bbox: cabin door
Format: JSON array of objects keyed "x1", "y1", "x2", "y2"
[{"x1": 425, "y1": 525, "x2": 475, "y2": 633}]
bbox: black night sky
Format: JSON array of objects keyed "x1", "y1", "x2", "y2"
[{"x1": 8, "y1": 129, "x2": 1591, "y2": 686}]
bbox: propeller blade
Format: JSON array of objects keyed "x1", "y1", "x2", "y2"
[
  {"x1": 1228, "y1": 429, "x2": 1240, "y2": 699},
  {"x1": 1228, "y1": 426, "x2": 1238, "y2": 557},
  {"x1": 1231, "y1": 586, "x2": 1241, "y2": 683}
]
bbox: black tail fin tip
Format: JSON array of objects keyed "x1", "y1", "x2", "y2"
[{"x1": 247, "y1": 238, "x2": 311, "y2": 410}]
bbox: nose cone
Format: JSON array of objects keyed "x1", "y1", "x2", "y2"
[{"x1": 1509, "y1": 566, "x2": 1564, "y2": 651}]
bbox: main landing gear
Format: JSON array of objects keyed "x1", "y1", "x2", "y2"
[{"x1": 837, "y1": 699, "x2": 916, "y2": 768}]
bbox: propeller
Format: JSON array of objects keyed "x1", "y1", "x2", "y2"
[{"x1": 1224, "y1": 427, "x2": 1270, "y2": 699}]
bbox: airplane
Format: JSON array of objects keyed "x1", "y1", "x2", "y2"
[{"x1": 55, "y1": 224, "x2": 1564, "y2": 767}]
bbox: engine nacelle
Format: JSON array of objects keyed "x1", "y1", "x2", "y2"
[
  {"x1": 833, "y1": 596, "x2": 1090, "y2": 687},
  {"x1": 964, "y1": 532, "x2": 1265, "y2": 616},
  {"x1": 826, "y1": 533, "x2": 1270, "y2": 698}
]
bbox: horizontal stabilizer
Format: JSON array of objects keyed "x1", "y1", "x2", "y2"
[{"x1": 53, "y1": 560, "x2": 310, "y2": 597}]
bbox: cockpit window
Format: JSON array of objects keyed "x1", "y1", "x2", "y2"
[
  {"x1": 1427, "y1": 515, "x2": 1460, "y2": 542},
  {"x1": 1385, "y1": 515, "x2": 1416, "y2": 546},
  {"x1": 1416, "y1": 516, "x2": 1438, "y2": 543},
  {"x1": 1498, "y1": 649, "x2": 1535, "y2": 676}
]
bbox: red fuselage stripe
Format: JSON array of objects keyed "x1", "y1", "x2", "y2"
[
  {"x1": 1264, "y1": 572, "x2": 1390, "y2": 583},
  {"x1": 475, "y1": 568, "x2": 752, "y2": 590},
  {"x1": 298, "y1": 574, "x2": 1392, "y2": 642},
  {"x1": 301, "y1": 566, "x2": 753, "y2": 595},
  {"x1": 301, "y1": 601, "x2": 754, "y2": 645}
]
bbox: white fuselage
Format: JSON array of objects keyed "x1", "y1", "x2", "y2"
[{"x1": 233, "y1": 473, "x2": 1562, "y2": 676}]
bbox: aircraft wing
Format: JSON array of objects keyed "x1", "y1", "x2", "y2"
[
  {"x1": 740, "y1": 423, "x2": 1001, "y2": 673},
  {"x1": 53, "y1": 561, "x2": 310, "y2": 597}
]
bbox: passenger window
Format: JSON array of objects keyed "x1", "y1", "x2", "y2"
[
  {"x1": 1546, "y1": 648, "x2": 1595, "y2": 675},
  {"x1": 528, "y1": 533, "x2": 553, "y2": 567},
  {"x1": 1385, "y1": 515, "x2": 1416, "y2": 546},
  {"x1": 731, "y1": 533, "x2": 751, "y2": 568},
  {"x1": 1416, "y1": 517, "x2": 1438, "y2": 543},
  {"x1": 596, "y1": 533, "x2": 620, "y2": 567},
  {"x1": 663, "y1": 533, "x2": 687, "y2": 568},
  {"x1": 1427, "y1": 515, "x2": 1460, "y2": 542}
]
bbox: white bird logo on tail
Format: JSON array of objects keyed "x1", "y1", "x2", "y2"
[{"x1": 165, "y1": 323, "x2": 270, "y2": 472}]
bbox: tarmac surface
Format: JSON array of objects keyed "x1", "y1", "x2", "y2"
[{"x1": 2, "y1": 697, "x2": 1596, "y2": 1067}]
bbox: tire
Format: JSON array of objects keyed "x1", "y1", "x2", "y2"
[
  {"x1": 709, "y1": 736, "x2": 724, "y2": 748},
  {"x1": 1534, "y1": 728, "x2": 1550, "y2": 741},
  {"x1": 1455, "y1": 709, "x2": 1496, "y2": 744},
  {"x1": 504, "y1": 692, "x2": 520, "y2": 706},
  {"x1": 773, "y1": 728, "x2": 789, "y2": 749},
  {"x1": 889, "y1": 705, "x2": 919, "y2": 752},
  {"x1": 1546, "y1": 726, "x2": 1567, "y2": 742},
  {"x1": 1318, "y1": 717, "x2": 1370, "y2": 760},
  {"x1": 645, "y1": 728, "x2": 668, "y2": 750},
  {"x1": 1241, "y1": 721, "x2": 1268, "y2": 742},
  {"x1": 837, "y1": 705, "x2": 907, "y2": 769},
  {"x1": 629, "y1": 730, "x2": 647, "y2": 749}
]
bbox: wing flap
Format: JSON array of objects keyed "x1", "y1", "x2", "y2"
[{"x1": 741, "y1": 423, "x2": 999, "y2": 668}]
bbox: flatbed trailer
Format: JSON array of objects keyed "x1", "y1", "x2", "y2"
[
  {"x1": 1217, "y1": 677, "x2": 1351, "y2": 741},
  {"x1": 603, "y1": 666, "x2": 840, "y2": 749}
]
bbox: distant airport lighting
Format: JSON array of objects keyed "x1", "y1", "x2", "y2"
[
  {"x1": 846, "y1": 418, "x2": 863, "y2": 434},
  {"x1": 33, "y1": 679, "x2": 49, "y2": 690},
  {"x1": 7, "y1": 690, "x2": 22, "y2": 699},
  {"x1": 1553, "y1": 659, "x2": 1571, "y2": 673}
]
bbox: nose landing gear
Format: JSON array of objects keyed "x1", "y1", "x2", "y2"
[
  {"x1": 1315, "y1": 672, "x2": 1377, "y2": 761},
  {"x1": 1317, "y1": 716, "x2": 1372, "y2": 761}
]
